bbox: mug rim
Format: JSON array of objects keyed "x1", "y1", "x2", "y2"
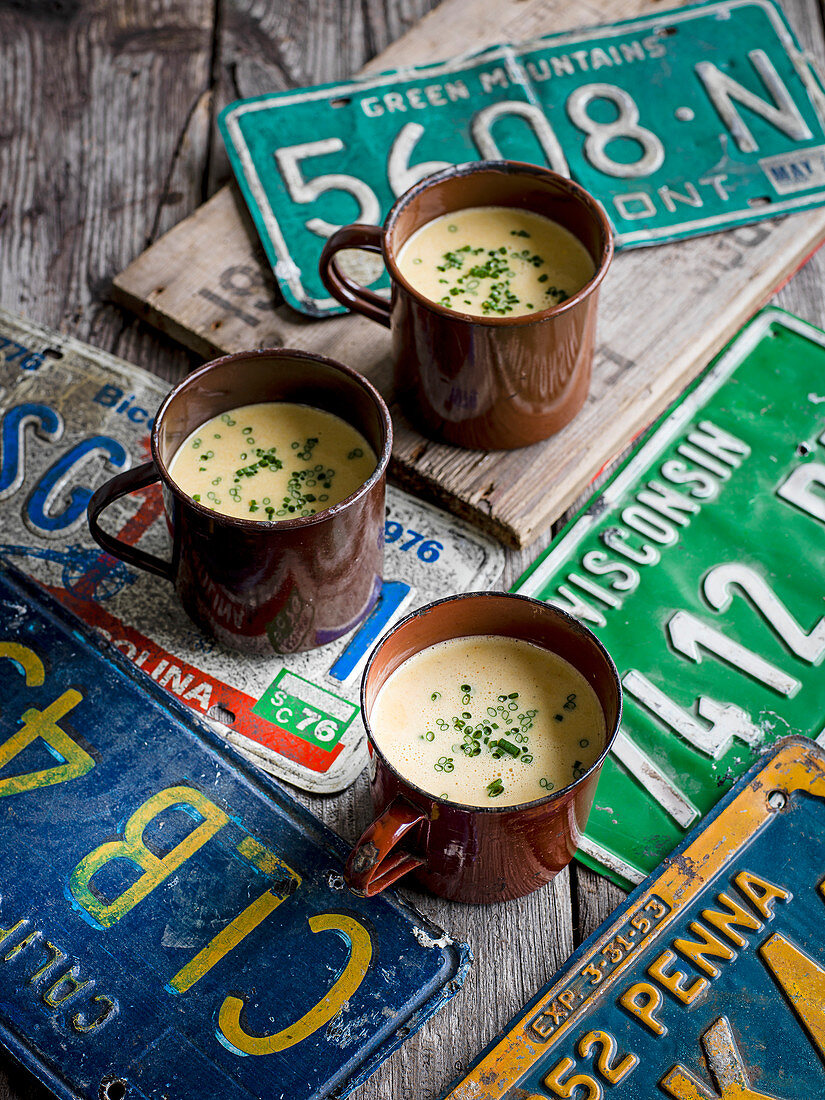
[
  {"x1": 151, "y1": 347, "x2": 393, "y2": 531},
  {"x1": 381, "y1": 159, "x2": 615, "y2": 328},
  {"x1": 360, "y1": 590, "x2": 622, "y2": 815}
]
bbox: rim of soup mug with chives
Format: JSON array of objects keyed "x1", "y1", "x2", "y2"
[
  {"x1": 152, "y1": 347, "x2": 393, "y2": 531},
  {"x1": 361, "y1": 591, "x2": 622, "y2": 815},
  {"x1": 381, "y1": 161, "x2": 614, "y2": 328}
]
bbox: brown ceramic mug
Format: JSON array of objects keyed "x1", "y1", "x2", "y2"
[
  {"x1": 319, "y1": 161, "x2": 614, "y2": 450},
  {"x1": 87, "y1": 349, "x2": 392, "y2": 653},
  {"x1": 345, "y1": 592, "x2": 621, "y2": 904}
]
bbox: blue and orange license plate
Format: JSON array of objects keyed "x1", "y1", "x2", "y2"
[
  {"x1": 0, "y1": 559, "x2": 469, "y2": 1100},
  {"x1": 443, "y1": 737, "x2": 825, "y2": 1100},
  {"x1": 220, "y1": 0, "x2": 825, "y2": 315}
]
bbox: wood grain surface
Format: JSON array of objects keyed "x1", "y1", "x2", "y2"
[
  {"x1": 2, "y1": 3, "x2": 825, "y2": 1100},
  {"x1": 111, "y1": 0, "x2": 825, "y2": 547}
]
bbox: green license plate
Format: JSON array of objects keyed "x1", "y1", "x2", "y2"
[
  {"x1": 220, "y1": 0, "x2": 825, "y2": 316},
  {"x1": 514, "y1": 306, "x2": 825, "y2": 889}
]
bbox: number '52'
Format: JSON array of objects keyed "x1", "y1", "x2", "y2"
[{"x1": 0, "y1": 642, "x2": 373, "y2": 1055}]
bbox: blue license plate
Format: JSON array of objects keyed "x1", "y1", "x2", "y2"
[
  {"x1": 0, "y1": 559, "x2": 469, "y2": 1100},
  {"x1": 444, "y1": 737, "x2": 825, "y2": 1099}
]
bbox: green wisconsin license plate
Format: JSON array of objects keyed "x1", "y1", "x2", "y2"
[
  {"x1": 514, "y1": 306, "x2": 825, "y2": 889},
  {"x1": 220, "y1": 0, "x2": 825, "y2": 316}
]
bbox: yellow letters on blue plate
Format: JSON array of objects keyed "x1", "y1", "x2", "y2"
[
  {"x1": 70, "y1": 786, "x2": 229, "y2": 927},
  {"x1": 0, "y1": 643, "x2": 93, "y2": 797},
  {"x1": 218, "y1": 913, "x2": 373, "y2": 1054}
]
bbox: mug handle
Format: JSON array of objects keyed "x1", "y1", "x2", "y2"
[
  {"x1": 87, "y1": 460, "x2": 175, "y2": 581},
  {"x1": 319, "y1": 225, "x2": 391, "y2": 328},
  {"x1": 345, "y1": 796, "x2": 427, "y2": 896}
]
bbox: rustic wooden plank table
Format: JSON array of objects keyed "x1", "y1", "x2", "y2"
[{"x1": 1, "y1": 2, "x2": 824, "y2": 1099}]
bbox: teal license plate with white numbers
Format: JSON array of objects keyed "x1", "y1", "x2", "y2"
[
  {"x1": 220, "y1": 0, "x2": 825, "y2": 316},
  {"x1": 514, "y1": 307, "x2": 825, "y2": 890}
]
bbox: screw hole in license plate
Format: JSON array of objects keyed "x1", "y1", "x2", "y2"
[
  {"x1": 208, "y1": 703, "x2": 236, "y2": 725},
  {"x1": 767, "y1": 789, "x2": 788, "y2": 811},
  {"x1": 99, "y1": 1078, "x2": 128, "y2": 1100}
]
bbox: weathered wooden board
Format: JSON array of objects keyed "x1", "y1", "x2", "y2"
[{"x1": 112, "y1": 0, "x2": 825, "y2": 548}]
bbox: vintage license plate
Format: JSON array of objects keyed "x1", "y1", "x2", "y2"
[
  {"x1": 219, "y1": 0, "x2": 825, "y2": 316},
  {"x1": 0, "y1": 559, "x2": 470, "y2": 1100},
  {"x1": 0, "y1": 308, "x2": 503, "y2": 794},
  {"x1": 442, "y1": 737, "x2": 825, "y2": 1100},
  {"x1": 514, "y1": 306, "x2": 825, "y2": 888}
]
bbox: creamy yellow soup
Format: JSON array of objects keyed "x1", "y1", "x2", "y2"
[
  {"x1": 396, "y1": 205, "x2": 596, "y2": 319},
  {"x1": 370, "y1": 635, "x2": 606, "y2": 807},
  {"x1": 168, "y1": 402, "x2": 377, "y2": 521}
]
